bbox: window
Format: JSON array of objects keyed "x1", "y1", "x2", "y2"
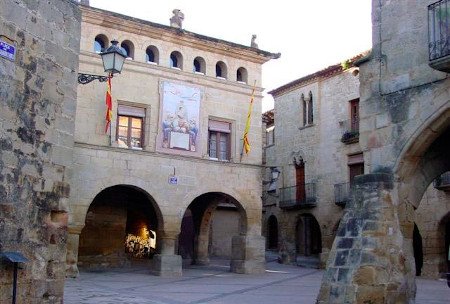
[
  {"x1": 170, "y1": 51, "x2": 183, "y2": 69},
  {"x1": 266, "y1": 126, "x2": 275, "y2": 146},
  {"x1": 145, "y1": 46, "x2": 159, "y2": 64},
  {"x1": 193, "y1": 56, "x2": 206, "y2": 74},
  {"x1": 208, "y1": 120, "x2": 231, "y2": 160},
  {"x1": 350, "y1": 98, "x2": 360, "y2": 132},
  {"x1": 117, "y1": 105, "x2": 145, "y2": 149},
  {"x1": 301, "y1": 91, "x2": 313, "y2": 126},
  {"x1": 94, "y1": 35, "x2": 108, "y2": 53},
  {"x1": 237, "y1": 67, "x2": 248, "y2": 83},
  {"x1": 348, "y1": 153, "x2": 364, "y2": 186},
  {"x1": 215, "y1": 61, "x2": 227, "y2": 79},
  {"x1": 120, "y1": 40, "x2": 134, "y2": 59}
]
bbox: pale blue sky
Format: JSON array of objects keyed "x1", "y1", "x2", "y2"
[{"x1": 89, "y1": 0, "x2": 372, "y2": 111}]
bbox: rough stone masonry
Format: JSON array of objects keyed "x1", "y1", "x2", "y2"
[{"x1": 0, "y1": 0, "x2": 81, "y2": 303}]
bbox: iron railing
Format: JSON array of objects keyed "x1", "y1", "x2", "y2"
[
  {"x1": 279, "y1": 183, "x2": 317, "y2": 209},
  {"x1": 340, "y1": 119, "x2": 359, "y2": 143},
  {"x1": 433, "y1": 171, "x2": 450, "y2": 190},
  {"x1": 334, "y1": 182, "x2": 350, "y2": 207},
  {"x1": 429, "y1": 0, "x2": 450, "y2": 61}
]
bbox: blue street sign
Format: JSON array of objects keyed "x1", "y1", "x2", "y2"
[
  {"x1": 0, "y1": 40, "x2": 16, "y2": 61},
  {"x1": 168, "y1": 176, "x2": 178, "y2": 185}
]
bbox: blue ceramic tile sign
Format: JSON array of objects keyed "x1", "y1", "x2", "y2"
[
  {"x1": 168, "y1": 176, "x2": 178, "y2": 185},
  {"x1": 0, "y1": 40, "x2": 16, "y2": 61}
]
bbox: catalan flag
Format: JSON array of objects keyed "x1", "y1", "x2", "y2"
[
  {"x1": 243, "y1": 82, "x2": 256, "y2": 154},
  {"x1": 105, "y1": 76, "x2": 112, "y2": 133}
]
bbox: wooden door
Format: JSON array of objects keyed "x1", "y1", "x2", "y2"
[{"x1": 296, "y1": 163, "x2": 305, "y2": 203}]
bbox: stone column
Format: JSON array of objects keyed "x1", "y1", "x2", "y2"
[
  {"x1": 230, "y1": 234, "x2": 265, "y2": 274},
  {"x1": 66, "y1": 225, "x2": 83, "y2": 278},
  {"x1": 195, "y1": 232, "x2": 210, "y2": 265},
  {"x1": 317, "y1": 173, "x2": 415, "y2": 304},
  {"x1": 150, "y1": 232, "x2": 182, "y2": 277}
]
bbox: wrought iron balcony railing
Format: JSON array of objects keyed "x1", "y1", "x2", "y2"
[
  {"x1": 279, "y1": 183, "x2": 317, "y2": 209},
  {"x1": 334, "y1": 182, "x2": 350, "y2": 207},
  {"x1": 433, "y1": 171, "x2": 450, "y2": 190},
  {"x1": 429, "y1": 0, "x2": 450, "y2": 71},
  {"x1": 340, "y1": 119, "x2": 359, "y2": 144}
]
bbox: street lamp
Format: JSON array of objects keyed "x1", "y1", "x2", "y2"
[{"x1": 78, "y1": 39, "x2": 127, "y2": 84}]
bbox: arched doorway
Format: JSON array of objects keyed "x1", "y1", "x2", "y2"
[
  {"x1": 413, "y1": 223, "x2": 423, "y2": 276},
  {"x1": 78, "y1": 185, "x2": 162, "y2": 269},
  {"x1": 296, "y1": 214, "x2": 322, "y2": 257},
  {"x1": 178, "y1": 192, "x2": 247, "y2": 268},
  {"x1": 267, "y1": 215, "x2": 279, "y2": 250}
]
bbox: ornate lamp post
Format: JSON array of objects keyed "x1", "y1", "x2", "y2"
[{"x1": 78, "y1": 39, "x2": 127, "y2": 84}]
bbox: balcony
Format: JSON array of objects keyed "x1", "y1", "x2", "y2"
[
  {"x1": 334, "y1": 183, "x2": 350, "y2": 207},
  {"x1": 340, "y1": 119, "x2": 359, "y2": 144},
  {"x1": 433, "y1": 171, "x2": 450, "y2": 191},
  {"x1": 279, "y1": 183, "x2": 317, "y2": 209},
  {"x1": 428, "y1": 0, "x2": 450, "y2": 72}
]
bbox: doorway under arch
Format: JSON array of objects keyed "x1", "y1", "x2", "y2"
[
  {"x1": 267, "y1": 215, "x2": 279, "y2": 250},
  {"x1": 78, "y1": 185, "x2": 162, "y2": 269},
  {"x1": 178, "y1": 192, "x2": 247, "y2": 267},
  {"x1": 296, "y1": 214, "x2": 322, "y2": 257},
  {"x1": 413, "y1": 223, "x2": 423, "y2": 276}
]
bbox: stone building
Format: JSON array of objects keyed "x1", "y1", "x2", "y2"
[
  {"x1": 66, "y1": 3, "x2": 279, "y2": 278},
  {"x1": 317, "y1": 0, "x2": 450, "y2": 303},
  {"x1": 0, "y1": 0, "x2": 81, "y2": 303},
  {"x1": 262, "y1": 56, "x2": 363, "y2": 268}
]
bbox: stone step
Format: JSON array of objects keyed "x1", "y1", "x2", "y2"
[{"x1": 296, "y1": 255, "x2": 320, "y2": 269}]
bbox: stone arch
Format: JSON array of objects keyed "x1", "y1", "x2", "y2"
[
  {"x1": 295, "y1": 213, "x2": 322, "y2": 257},
  {"x1": 94, "y1": 34, "x2": 108, "y2": 53},
  {"x1": 178, "y1": 192, "x2": 247, "y2": 265},
  {"x1": 67, "y1": 184, "x2": 163, "y2": 275},
  {"x1": 395, "y1": 107, "x2": 450, "y2": 210}
]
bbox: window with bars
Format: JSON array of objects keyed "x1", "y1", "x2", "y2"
[
  {"x1": 117, "y1": 105, "x2": 145, "y2": 149},
  {"x1": 208, "y1": 120, "x2": 231, "y2": 160}
]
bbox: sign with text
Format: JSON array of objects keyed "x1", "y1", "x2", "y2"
[{"x1": 0, "y1": 40, "x2": 16, "y2": 61}]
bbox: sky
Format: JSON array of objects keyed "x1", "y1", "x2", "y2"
[{"x1": 89, "y1": 0, "x2": 372, "y2": 111}]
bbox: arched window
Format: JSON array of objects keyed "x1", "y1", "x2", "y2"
[
  {"x1": 170, "y1": 51, "x2": 183, "y2": 69},
  {"x1": 236, "y1": 67, "x2": 248, "y2": 83},
  {"x1": 121, "y1": 40, "x2": 134, "y2": 59},
  {"x1": 145, "y1": 46, "x2": 159, "y2": 64},
  {"x1": 193, "y1": 56, "x2": 206, "y2": 74},
  {"x1": 94, "y1": 34, "x2": 108, "y2": 53},
  {"x1": 215, "y1": 61, "x2": 227, "y2": 79},
  {"x1": 301, "y1": 91, "x2": 313, "y2": 126}
]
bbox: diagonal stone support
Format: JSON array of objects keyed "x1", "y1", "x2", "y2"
[{"x1": 317, "y1": 173, "x2": 415, "y2": 304}]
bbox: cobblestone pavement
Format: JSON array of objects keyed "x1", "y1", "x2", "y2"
[{"x1": 64, "y1": 259, "x2": 450, "y2": 304}]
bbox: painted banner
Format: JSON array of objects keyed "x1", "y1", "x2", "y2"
[{"x1": 157, "y1": 81, "x2": 201, "y2": 156}]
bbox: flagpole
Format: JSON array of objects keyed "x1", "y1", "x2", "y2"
[{"x1": 108, "y1": 73, "x2": 113, "y2": 146}]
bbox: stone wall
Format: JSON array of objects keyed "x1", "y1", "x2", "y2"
[
  {"x1": 0, "y1": 0, "x2": 80, "y2": 303},
  {"x1": 263, "y1": 64, "x2": 362, "y2": 266}
]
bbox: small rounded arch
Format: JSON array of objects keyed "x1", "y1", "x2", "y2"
[
  {"x1": 193, "y1": 56, "x2": 206, "y2": 74},
  {"x1": 145, "y1": 45, "x2": 159, "y2": 64},
  {"x1": 94, "y1": 34, "x2": 108, "y2": 53},
  {"x1": 236, "y1": 67, "x2": 248, "y2": 83},
  {"x1": 120, "y1": 40, "x2": 135, "y2": 59},
  {"x1": 215, "y1": 61, "x2": 228, "y2": 79},
  {"x1": 170, "y1": 51, "x2": 183, "y2": 69}
]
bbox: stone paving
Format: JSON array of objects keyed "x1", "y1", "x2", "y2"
[{"x1": 64, "y1": 258, "x2": 450, "y2": 304}]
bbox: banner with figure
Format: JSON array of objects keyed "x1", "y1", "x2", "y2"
[{"x1": 157, "y1": 81, "x2": 202, "y2": 156}]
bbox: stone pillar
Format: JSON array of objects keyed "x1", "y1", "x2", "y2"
[
  {"x1": 230, "y1": 234, "x2": 265, "y2": 274},
  {"x1": 66, "y1": 225, "x2": 83, "y2": 278},
  {"x1": 150, "y1": 232, "x2": 182, "y2": 277},
  {"x1": 317, "y1": 173, "x2": 415, "y2": 304},
  {"x1": 195, "y1": 232, "x2": 210, "y2": 265}
]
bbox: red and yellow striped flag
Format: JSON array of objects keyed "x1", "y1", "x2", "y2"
[
  {"x1": 105, "y1": 76, "x2": 112, "y2": 133},
  {"x1": 243, "y1": 82, "x2": 256, "y2": 154}
]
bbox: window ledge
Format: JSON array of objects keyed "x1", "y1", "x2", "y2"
[
  {"x1": 194, "y1": 71, "x2": 205, "y2": 75},
  {"x1": 299, "y1": 124, "x2": 315, "y2": 130},
  {"x1": 216, "y1": 76, "x2": 227, "y2": 80},
  {"x1": 147, "y1": 61, "x2": 157, "y2": 65},
  {"x1": 171, "y1": 67, "x2": 181, "y2": 70}
]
